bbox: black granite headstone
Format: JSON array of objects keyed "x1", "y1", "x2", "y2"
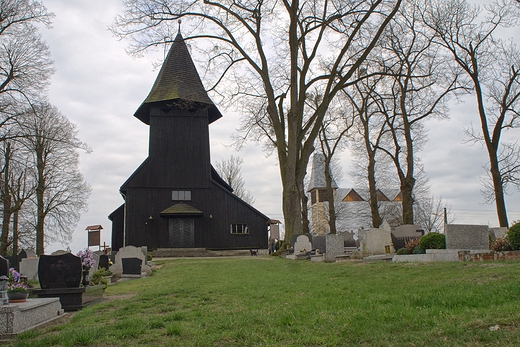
[
  {"x1": 98, "y1": 255, "x2": 109, "y2": 271},
  {"x1": 122, "y1": 257, "x2": 142, "y2": 275},
  {"x1": 38, "y1": 253, "x2": 82, "y2": 289},
  {"x1": 6, "y1": 256, "x2": 17, "y2": 271},
  {"x1": 18, "y1": 249, "x2": 28, "y2": 260},
  {"x1": 0, "y1": 255, "x2": 8, "y2": 277},
  {"x1": 7, "y1": 249, "x2": 28, "y2": 272},
  {"x1": 312, "y1": 235, "x2": 326, "y2": 253}
]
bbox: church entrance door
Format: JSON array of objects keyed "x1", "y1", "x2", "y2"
[{"x1": 168, "y1": 218, "x2": 195, "y2": 247}]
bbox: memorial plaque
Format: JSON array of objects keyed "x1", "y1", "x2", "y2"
[{"x1": 122, "y1": 257, "x2": 142, "y2": 275}]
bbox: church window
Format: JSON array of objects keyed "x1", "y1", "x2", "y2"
[
  {"x1": 172, "y1": 190, "x2": 192, "y2": 201},
  {"x1": 230, "y1": 224, "x2": 249, "y2": 234}
]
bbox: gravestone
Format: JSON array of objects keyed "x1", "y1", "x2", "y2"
[
  {"x1": 122, "y1": 258, "x2": 142, "y2": 275},
  {"x1": 90, "y1": 252, "x2": 101, "y2": 274},
  {"x1": 358, "y1": 225, "x2": 393, "y2": 256},
  {"x1": 391, "y1": 225, "x2": 423, "y2": 250},
  {"x1": 341, "y1": 231, "x2": 356, "y2": 247},
  {"x1": 24, "y1": 249, "x2": 37, "y2": 258},
  {"x1": 312, "y1": 235, "x2": 326, "y2": 253},
  {"x1": 0, "y1": 255, "x2": 8, "y2": 277},
  {"x1": 20, "y1": 257, "x2": 39, "y2": 281},
  {"x1": 489, "y1": 227, "x2": 508, "y2": 240},
  {"x1": 141, "y1": 246, "x2": 148, "y2": 264},
  {"x1": 7, "y1": 249, "x2": 29, "y2": 272},
  {"x1": 445, "y1": 224, "x2": 489, "y2": 250},
  {"x1": 38, "y1": 253, "x2": 82, "y2": 289},
  {"x1": 98, "y1": 254, "x2": 109, "y2": 271},
  {"x1": 325, "y1": 233, "x2": 344, "y2": 262},
  {"x1": 294, "y1": 235, "x2": 312, "y2": 254},
  {"x1": 34, "y1": 253, "x2": 86, "y2": 311},
  {"x1": 110, "y1": 245, "x2": 151, "y2": 278},
  {"x1": 51, "y1": 250, "x2": 69, "y2": 255},
  {"x1": 393, "y1": 224, "x2": 423, "y2": 238}
]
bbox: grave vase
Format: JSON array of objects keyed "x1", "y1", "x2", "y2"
[
  {"x1": 7, "y1": 291, "x2": 29, "y2": 303},
  {"x1": 82, "y1": 269, "x2": 90, "y2": 286}
]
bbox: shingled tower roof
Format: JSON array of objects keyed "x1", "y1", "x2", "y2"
[
  {"x1": 307, "y1": 153, "x2": 338, "y2": 191},
  {"x1": 134, "y1": 32, "x2": 223, "y2": 124}
]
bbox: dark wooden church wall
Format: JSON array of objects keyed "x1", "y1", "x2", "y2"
[
  {"x1": 109, "y1": 204, "x2": 124, "y2": 251},
  {"x1": 201, "y1": 183, "x2": 269, "y2": 250},
  {"x1": 124, "y1": 184, "x2": 268, "y2": 250},
  {"x1": 148, "y1": 108, "x2": 211, "y2": 188}
]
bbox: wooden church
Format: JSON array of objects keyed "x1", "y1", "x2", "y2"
[{"x1": 109, "y1": 32, "x2": 270, "y2": 252}]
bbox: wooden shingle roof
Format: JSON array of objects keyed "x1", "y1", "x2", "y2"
[{"x1": 134, "y1": 32, "x2": 223, "y2": 125}]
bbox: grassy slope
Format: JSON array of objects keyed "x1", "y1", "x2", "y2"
[{"x1": 11, "y1": 257, "x2": 520, "y2": 347}]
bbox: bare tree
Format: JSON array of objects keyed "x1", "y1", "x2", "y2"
[
  {"x1": 316, "y1": 99, "x2": 354, "y2": 234},
  {"x1": 424, "y1": 0, "x2": 520, "y2": 227},
  {"x1": 414, "y1": 195, "x2": 453, "y2": 233},
  {"x1": 112, "y1": 0, "x2": 403, "y2": 241},
  {"x1": 371, "y1": 0, "x2": 462, "y2": 225},
  {"x1": 214, "y1": 155, "x2": 255, "y2": 204},
  {"x1": 0, "y1": 0, "x2": 53, "y2": 138},
  {"x1": 0, "y1": 141, "x2": 33, "y2": 255},
  {"x1": 345, "y1": 72, "x2": 389, "y2": 229},
  {"x1": 18, "y1": 103, "x2": 91, "y2": 255}
]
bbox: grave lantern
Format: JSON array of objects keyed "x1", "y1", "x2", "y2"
[{"x1": 0, "y1": 275, "x2": 8, "y2": 305}]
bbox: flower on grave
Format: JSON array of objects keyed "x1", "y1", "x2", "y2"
[
  {"x1": 77, "y1": 248, "x2": 96, "y2": 271},
  {"x1": 7, "y1": 268, "x2": 28, "y2": 292}
]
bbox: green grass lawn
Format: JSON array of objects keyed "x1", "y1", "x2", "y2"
[{"x1": 10, "y1": 257, "x2": 520, "y2": 346}]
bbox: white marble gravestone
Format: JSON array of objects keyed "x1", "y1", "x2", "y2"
[{"x1": 293, "y1": 235, "x2": 312, "y2": 254}]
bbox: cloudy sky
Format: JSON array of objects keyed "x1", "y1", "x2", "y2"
[{"x1": 38, "y1": 0, "x2": 520, "y2": 253}]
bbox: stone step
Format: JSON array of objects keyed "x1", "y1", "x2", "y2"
[
  {"x1": 152, "y1": 248, "x2": 214, "y2": 258},
  {"x1": 151, "y1": 248, "x2": 266, "y2": 258}
]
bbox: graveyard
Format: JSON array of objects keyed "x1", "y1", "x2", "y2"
[
  {"x1": 2, "y1": 221, "x2": 520, "y2": 340},
  {"x1": 0, "y1": 243, "x2": 152, "y2": 335},
  {"x1": 1, "y1": 256, "x2": 519, "y2": 346}
]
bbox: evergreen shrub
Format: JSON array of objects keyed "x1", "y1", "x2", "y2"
[
  {"x1": 507, "y1": 221, "x2": 520, "y2": 250},
  {"x1": 419, "y1": 233, "x2": 446, "y2": 250}
]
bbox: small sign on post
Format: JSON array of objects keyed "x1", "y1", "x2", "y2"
[{"x1": 86, "y1": 225, "x2": 103, "y2": 249}]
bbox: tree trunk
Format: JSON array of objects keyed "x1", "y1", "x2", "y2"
[
  {"x1": 300, "y1": 184, "x2": 310, "y2": 235},
  {"x1": 12, "y1": 210, "x2": 19, "y2": 256},
  {"x1": 490, "y1": 159, "x2": 508, "y2": 227},
  {"x1": 324, "y1": 157, "x2": 337, "y2": 234},
  {"x1": 0, "y1": 144, "x2": 12, "y2": 256},
  {"x1": 367, "y1": 149, "x2": 382, "y2": 228},
  {"x1": 36, "y1": 141, "x2": 45, "y2": 255},
  {"x1": 472, "y1": 67, "x2": 509, "y2": 227},
  {"x1": 282, "y1": 180, "x2": 302, "y2": 242}
]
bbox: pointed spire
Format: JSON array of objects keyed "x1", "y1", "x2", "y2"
[
  {"x1": 134, "y1": 32, "x2": 222, "y2": 124},
  {"x1": 307, "y1": 153, "x2": 339, "y2": 191}
]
